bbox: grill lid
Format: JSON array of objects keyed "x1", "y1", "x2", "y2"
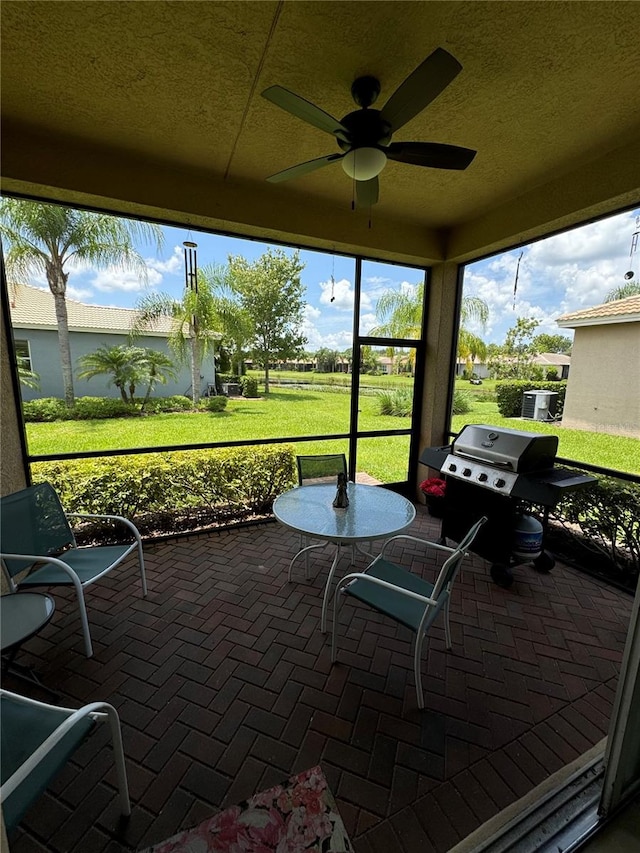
[{"x1": 452, "y1": 424, "x2": 558, "y2": 472}]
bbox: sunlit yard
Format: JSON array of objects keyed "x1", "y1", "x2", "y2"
[{"x1": 26, "y1": 388, "x2": 639, "y2": 481}]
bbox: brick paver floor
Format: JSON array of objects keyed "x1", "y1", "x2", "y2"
[{"x1": 5, "y1": 505, "x2": 634, "y2": 853}]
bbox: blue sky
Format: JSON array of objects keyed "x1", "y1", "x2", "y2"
[{"x1": 42, "y1": 205, "x2": 640, "y2": 349}]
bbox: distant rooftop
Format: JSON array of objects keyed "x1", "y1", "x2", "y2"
[
  {"x1": 557, "y1": 294, "x2": 640, "y2": 328},
  {"x1": 8, "y1": 283, "x2": 173, "y2": 335}
]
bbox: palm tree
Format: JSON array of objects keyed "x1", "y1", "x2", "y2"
[
  {"x1": 139, "y1": 349, "x2": 178, "y2": 410},
  {"x1": 77, "y1": 344, "x2": 148, "y2": 403},
  {"x1": 605, "y1": 281, "x2": 640, "y2": 302},
  {"x1": 0, "y1": 199, "x2": 163, "y2": 406},
  {"x1": 17, "y1": 356, "x2": 40, "y2": 390},
  {"x1": 369, "y1": 283, "x2": 488, "y2": 371},
  {"x1": 133, "y1": 268, "x2": 222, "y2": 405}
]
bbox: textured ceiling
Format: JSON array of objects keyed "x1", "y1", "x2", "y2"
[{"x1": 2, "y1": 1, "x2": 639, "y2": 260}]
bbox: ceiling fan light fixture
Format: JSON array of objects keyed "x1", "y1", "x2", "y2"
[{"x1": 341, "y1": 147, "x2": 387, "y2": 181}]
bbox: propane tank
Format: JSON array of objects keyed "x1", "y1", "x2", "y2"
[{"x1": 513, "y1": 513, "x2": 543, "y2": 560}]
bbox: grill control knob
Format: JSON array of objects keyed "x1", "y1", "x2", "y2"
[
  {"x1": 463, "y1": 468, "x2": 472, "y2": 477},
  {"x1": 448, "y1": 463, "x2": 457, "y2": 472},
  {"x1": 494, "y1": 478, "x2": 506, "y2": 488},
  {"x1": 477, "y1": 473, "x2": 488, "y2": 482}
]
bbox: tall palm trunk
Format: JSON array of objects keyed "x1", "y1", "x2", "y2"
[
  {"x1": 190, "y1": 335, "x2": 201, "y2": 404},
  {"x1": 47, "y1": 263, "x2": 74, "y2": 406}
]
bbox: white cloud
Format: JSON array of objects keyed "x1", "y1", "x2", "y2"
[
  {"x1": 147, "y1": 245, "x2": 183, "y2": 274},
  {"x1": 91, "y1": 266, "x2": 163, "y2": 293},
  {"x1": 304, "y1": 304, "x2": 321, "y2": 321},
  {"x1": 318, "y1": 277, "x2": 373, "y2": 312},
  {"x1": 463, "y1": 208, "x2": 640, "y2": 343},
  {"x1": 66, "y1": 285, "x2": 95, "y2": 301}
]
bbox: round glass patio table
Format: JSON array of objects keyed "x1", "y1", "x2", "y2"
[{"x1": 273, "y1": 483, "x2": 416, "y2": 632}]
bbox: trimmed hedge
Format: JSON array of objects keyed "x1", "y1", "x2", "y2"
[
  {"x1": 31, "y1": 446, "x2": 297, "y2": 532},
  {"x1": 23, "y1": 395, "x2": 194, "y2": 422},
  {"x1": 496, "y1": 381, "x2": 567, "y2": 418}
]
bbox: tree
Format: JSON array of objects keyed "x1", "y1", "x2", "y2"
[
  {"x1": 605, "y1": 281, "x2": 640, "y2": 302},
  {"x1": 533, "y1": 333, "x2": 573, "y2": 354},
  {"x1": 133, "y1": 269, "x2": 222, "y2": 405},
  {"x1": 369, "y1": 284, "x2": 489, "y2": 373},
  {"x1": 315, "y1": 347, "x2": 340, "y2": 372},
  {"x1": 225, "y1": 249, "x2": 306, "y2": 393},
  {"x1": 77, "y1": 344, "x2": 178, "y2": 405},
  {"x1": 0, "y1": 199, "x2": 163, "y2": 406},
  {"x1": 139, "y1": 349, "x2": 179, "y2": 410},
  {"x1": 488, "y1": 317, "x2": 541, "y2": 380},
  {"x1": 77, "y1": 345, "x2": 149, "y2": 403},
  {"x1": 17, "y1": 357, "x2": 40, "y2": 390}
]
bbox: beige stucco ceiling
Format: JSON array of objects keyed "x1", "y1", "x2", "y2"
[{"x1": 1, "y1": 1, "x2": 639, "y2": 264}]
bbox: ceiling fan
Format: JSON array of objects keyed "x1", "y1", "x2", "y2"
[{"x1": 261, "y1": 48, "x2": 476, "y2": 207}]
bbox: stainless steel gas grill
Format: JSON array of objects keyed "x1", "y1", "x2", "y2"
[{"x1": 420, "y1": 424, "x2": 595, "y2": 588}]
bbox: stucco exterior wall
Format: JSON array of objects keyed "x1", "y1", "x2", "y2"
[
  {"x1": 562, "y1": 322, "x2": 640, "y2": 438},
  {"x1": 15, "y1": 328, "x2": 211, "y2": 401}
]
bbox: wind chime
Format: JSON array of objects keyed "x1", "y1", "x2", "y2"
[
  {"x1": 624, "y1": 215, "x2": 639, "y2": 281},
  {"x1": 183, "y1": 239, "x2": 198, "y2": 331}
]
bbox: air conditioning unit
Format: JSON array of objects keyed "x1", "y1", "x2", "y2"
[{"x1": 522, "y1": 390, "x2": 558, "y2": 421}]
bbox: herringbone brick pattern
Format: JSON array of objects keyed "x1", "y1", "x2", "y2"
[{"x1": 5, "y1": 507, "x2": 634, "y2": 853}]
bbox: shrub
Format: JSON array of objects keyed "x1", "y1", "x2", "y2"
[
  {"x1": 69, "y1": 397, "x2": 133, "y2": 420},
  {"x1": 142, "y1": 395, "x2": 193, "y2": 414},
  {"x1": 496, "y1": 380, "x2": 566, "y2": 418},
  {"x1": 241, "y1": 376, "x2": 259, "y2": 398},
  {"x1": 377, "y1": 389, "x2": 412, "y2": 417},
  {"x1": 22, "y1": 397, "x2": 68, "y2": 422},
  {"x1": 31, "y1": 445, "x2": 297, "y2": 529},
  {"x1": 199, "y1": 395, "x2": 228, "y2": 413},
  {"x1": 555, "y1": 474, "x2": 639, "y2": 587},
  {"x1": 546, "y1": 368, "x2": 559, "y2": 381},
  {"x1": 452, "y1": 388, "x2": 473, "y2": 415}
]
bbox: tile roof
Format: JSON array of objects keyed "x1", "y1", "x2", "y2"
[
  {"x1": 557, "y1": 294, "x2": 640, "y2": 327},
  {"x1": 533, "y1": 352, "x2": 571, "y2": 365},
  {"x1": 8, "y1": 283, "x2": 173, "y2": 334}
]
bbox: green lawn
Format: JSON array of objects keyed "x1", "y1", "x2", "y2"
[
  {"x1": 26, "y1": 387, "x2": 639, "y2": 480},
  {"x1": 26, "y1": 389, "x2": 413, "y2": 483}
]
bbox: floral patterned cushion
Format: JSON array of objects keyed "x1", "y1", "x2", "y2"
[{"x1": 139, "y1": 765, "x2": 353, "y2": 853}]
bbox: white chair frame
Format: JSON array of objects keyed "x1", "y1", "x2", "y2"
[
  {"x1": 331, "y1": 517, "x2": 486, "y2": 709},
  {"x1": 2, "y1": 511, "x2": 146, "y2": 658},
  {"x1": 0, "y1": 689, "x2": 130, "y2": 823}
]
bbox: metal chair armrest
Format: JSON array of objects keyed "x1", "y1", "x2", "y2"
[{"x1": 380, "y1": 534, "x2": 454, "y2": 559}]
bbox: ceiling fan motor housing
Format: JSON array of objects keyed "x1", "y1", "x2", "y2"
[{"x1": 337, "y1": 109, "x2": 392, "y2": 152}]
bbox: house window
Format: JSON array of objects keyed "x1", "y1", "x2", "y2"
[{"x1": 14, "y1": 339, "x2": 32, "y2": 371}]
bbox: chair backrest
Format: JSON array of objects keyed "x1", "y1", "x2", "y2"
[
  {"x1": 0, "y1": 482, "x2": 74, "y2": 577},
  {"x1": 296, "y1": 454, "x2": 348, "y2": 486},
  {"x1": 431, "y1": 516, "x2": 487, "y2": 601}
]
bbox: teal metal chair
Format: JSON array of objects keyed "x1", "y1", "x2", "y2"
[
  {"x1": 0, "y1": 689, "x2": 130, "y2": 833},
  {"x1": 294, "y1": 454, "x2": 351, "y2": 580},
  {"x1": 331, "y1": 516, "x2": 487, "y2": 709},
  {"x1": 0, "y1": 482, "x2": 146, "y2": 658},
  {"x1": 296, "y1": 453, "x2": 348, "y2": 486}
]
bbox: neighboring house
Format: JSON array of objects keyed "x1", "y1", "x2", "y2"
[
  {"x1": 557, "y1": 295, "x2": 640, "y2": 438},
  {"x1": 8, "y1": 283, "x2": 215, "y2": 401},
  {"x1": 455, "y1": 354, "x2": 569, "y2": 380},
  {"x1": 533, "y1": 352, "x2": 571, "y2": 379}
]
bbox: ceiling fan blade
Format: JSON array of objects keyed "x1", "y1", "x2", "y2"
[
  {"x1": 262, "y1": 86, "x2": 351, "y2": 142},
  {"x1": 386, "y1": 141, "x2": 476, "y2": 170},
  {"x1": 380, "y1": 48, "x2": 462, "y2": 132},
  {"x1": 356, "y1": 176, "x2": 379, "y2": 208},
  {"x1": 266, "y1": 153, "x2": 344, "y2": 183}
]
